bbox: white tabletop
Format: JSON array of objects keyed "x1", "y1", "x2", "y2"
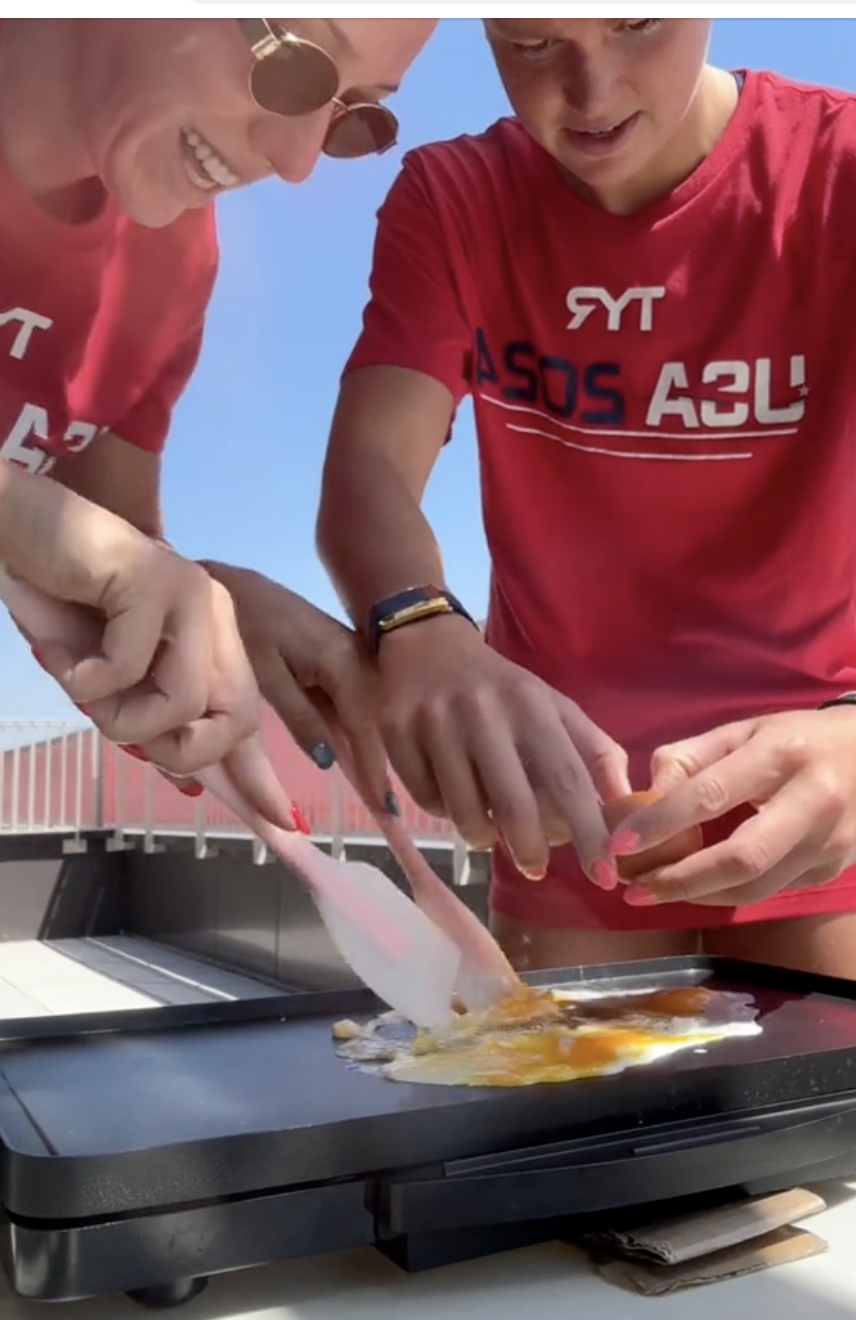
[{"x1": 0, "y1": 1181, "x2": 853, "y2": 1319}]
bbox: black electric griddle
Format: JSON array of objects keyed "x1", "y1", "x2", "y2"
[{"x1": 2, "y1": 956, "x2": 856, "y2": 1308}]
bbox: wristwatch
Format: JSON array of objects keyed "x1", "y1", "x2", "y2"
[
  {"x1": 818, "y1": 692, "x2": 856, "y2": 712},
  {"x1": 366, "y1": 584, "x2": 477, "y2": 655}
]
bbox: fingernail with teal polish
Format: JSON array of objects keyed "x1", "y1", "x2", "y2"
[
  {"x1": 310, "y1": 743, "x2": 336, "y2": 770},
  {"x1": 385, "y1": 790, "x2": 400, "y2": 817}
]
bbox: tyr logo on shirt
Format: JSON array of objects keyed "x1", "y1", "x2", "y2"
[
  {"x1": 566, "y1": 286, "x2": 667, "y2": 332},
  {"x1": 0, "y1": 300, "x2": 99, "y2": 475},
  {"x1": 0, "y1": 306, "x2": 51, "y2": 359}
]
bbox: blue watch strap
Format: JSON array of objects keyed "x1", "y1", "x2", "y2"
[{"x1": 367, "y1": 585, "x2": 477, "y2": 654}]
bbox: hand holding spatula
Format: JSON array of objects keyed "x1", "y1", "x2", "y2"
[{"x1": 0, "y1": 567, "x2": 519, "y2": 1027}]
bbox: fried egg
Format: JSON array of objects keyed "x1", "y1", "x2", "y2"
[{"x1": 333, "y1": 984, "x2": 761, "y2": 1088}]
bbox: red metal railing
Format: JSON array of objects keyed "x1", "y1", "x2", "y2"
[{"x1": 0, "y1": 708, "x2": 458, "y2": 850}]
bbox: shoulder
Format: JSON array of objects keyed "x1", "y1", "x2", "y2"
[
  {"x1": 718, "y1": 69, "x2": 856, "y2": 251},
  {"x1": 403, "y1": 117, "x2": 540, "y2": 175},
  {"x1": 387, "y1": 117, "x2": 551, "y2": 219},
  {"x1": 751, "y1": 67, "x2": 856, "y2": 128},
  {"x1": 747, "y1": 69, "x2": 856, "y2": 178},
  {"x1": 375, "y1": 120, "x2": 555, "y2": 274}
]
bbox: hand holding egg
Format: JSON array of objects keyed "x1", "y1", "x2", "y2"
[{"x1": 602, "y1": 788, "x2": 703, "y2": 895}]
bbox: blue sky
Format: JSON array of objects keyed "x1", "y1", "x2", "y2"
[{"x1": 4, "y1": 17, "x2": 856, "y2": 720}]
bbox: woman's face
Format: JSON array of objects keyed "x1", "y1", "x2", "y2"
[
  {"x1": 485, "y1": 18, "x2": 713, "y2": 208},
  {"x1": 77, "y1": 18, "x2": 435, "y2": 228}
]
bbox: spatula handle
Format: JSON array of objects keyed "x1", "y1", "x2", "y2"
[
  {"x1": 330, "y1": 738, "x2": 520, "y2": 997},
  {"x1": 198, "y1": 758, "x2": 333, "y2": 897}
]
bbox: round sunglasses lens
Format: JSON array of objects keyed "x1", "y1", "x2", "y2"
[
  {"x1": 324, "y1": 105, "x2": 398, "y2": 159},
  {"x1": 251, "y1": 42, "x2": 339, "y2": 117}
]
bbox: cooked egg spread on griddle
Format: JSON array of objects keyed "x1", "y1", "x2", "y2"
[{"x1": 333, "y1": 984, "x2": 761, "y2": 1087}]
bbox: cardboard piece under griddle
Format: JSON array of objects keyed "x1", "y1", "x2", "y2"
[
  {"x1": 582, "y1": 1186, "x2": 827, "y2": 1265},
  {"x1": 590, "y1": 1224, "x2": 828, "y2": 1295}
]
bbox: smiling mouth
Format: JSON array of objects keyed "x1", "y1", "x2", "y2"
[
  {"x1": 561, "y1": 113, "x2": 640, "y2": 156},
  {"x1": 180, "y1": 128, "x2": 243, "y2": 193},
  {"x1": 572, "y1": 116, "x2": 634, "y2": 139}
]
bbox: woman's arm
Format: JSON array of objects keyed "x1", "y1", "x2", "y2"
[
  {"x1": 316, "y1": 155, "x2": 629, "y2": 883},
  {"x1": 49, "y1": 429, "x2": 163, "y2": 538},
  {"x1": 318, "y1": 364, "x2": 454, "y2": 630}
]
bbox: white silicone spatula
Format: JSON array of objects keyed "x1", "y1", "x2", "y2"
[
  {"x1": 380, "y1": 811, "x2": 522, "y2": 1009},
  {"x1": 200, "y1": 756, "x2": 462, "y2": 1028},
  {"x1": 0, "y1": 567, "x2": 461, "y2": 1029},
  {"x1": 329, "y1": 742, "x2": 522, "y2": 1011}
]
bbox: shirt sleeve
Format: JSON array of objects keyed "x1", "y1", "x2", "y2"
[
  {"x1": 112, "y1": 322, "x2": 207, "y2": 454},
  {"x1": 344, "y1": 152, "x2": 473, "y2": 408}
]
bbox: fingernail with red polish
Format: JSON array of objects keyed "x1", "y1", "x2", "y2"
[
  {"x1": 121, "y1": 745, "x2": 149, "y2": 763},
  {"x1": 522, "y1": 866, "x2": 546, "y2": 882},
  {"x1": 592, "y1": 859, "x2": 619, "y2": 891},
  {"x1": 610, "y1": 829, "x2": 639, "y2": 855},
  {"x1": 291, "y1": 805, "x2": 312, "y2": 835},
  {"x1": 178, "y1": 783, "x2": 204, "y2": 798},
  {"x1": 624, "y1": 887, "x2": 660, "y2": 907}
]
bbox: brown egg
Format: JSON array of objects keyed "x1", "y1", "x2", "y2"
[{"x1": 602, "y1": 789, "x2": 703, "y2": 883}]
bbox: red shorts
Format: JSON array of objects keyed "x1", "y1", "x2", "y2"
[{"x1": 489, "y1": 807, "x2": 856, "y2": 931}]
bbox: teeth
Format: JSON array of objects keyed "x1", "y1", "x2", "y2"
[{"x1": 181, "y1": 128, "x2": 242, "y2": 191}]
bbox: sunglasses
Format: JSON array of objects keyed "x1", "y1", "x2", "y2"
[{"x1": 237, "y1": 18, "x2": 398, "y2": 159}]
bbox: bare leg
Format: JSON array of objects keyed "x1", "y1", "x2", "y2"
[
  {"x1": 489, "y1": 912, "x2": 699, "y2": 973},
  {"x1": 705, "y1": 912, "x2": 856, "y2": 980}
]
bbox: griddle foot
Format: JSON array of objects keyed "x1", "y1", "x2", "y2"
[{"x1": 126, "y1": 1277, "x2": 208, "y2": 1309}]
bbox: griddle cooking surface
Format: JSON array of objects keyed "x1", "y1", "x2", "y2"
[{"x1": 2, "y1": 957, "x2": 856, "y2": 1220}]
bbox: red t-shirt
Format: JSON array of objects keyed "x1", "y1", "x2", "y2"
[
  {"x1": 345, "y1": 68, "x2": 856, "y2": 932},
  {"x1": 0, "y1": 144, "x2": 217, "y2": 476}
]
